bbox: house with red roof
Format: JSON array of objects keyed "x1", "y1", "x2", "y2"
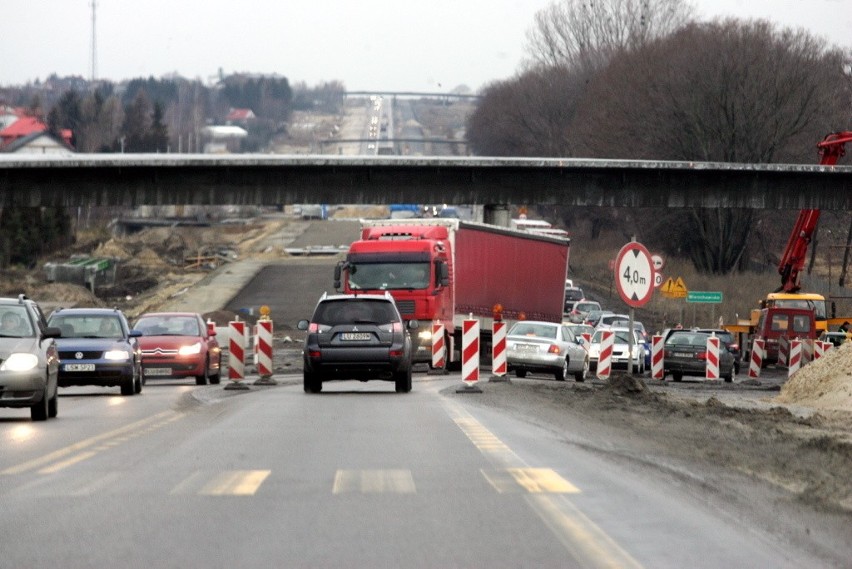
[
  {"x1": 225, "y1": 108, "x2": 256, "y2": 124},
  {"x1": 0, "y1": 116, "x2": 73, "y2": 151}
]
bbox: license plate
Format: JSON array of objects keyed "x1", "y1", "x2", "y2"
[
  {"x1": 64, "y1": 363, "x2": 95, "y2": 372},
  {"x1": 515, "y1": 344, "x2": 539, "y2": 352},
  {"x1": 145, "y1": 368, "x2": 172, "y2": 376},
  {"x1": 673, "y1": 352, "x2": 693, "y2": 358},
  {"x1": 340, "y1": 332, "x2": 371, "y2": 341}
]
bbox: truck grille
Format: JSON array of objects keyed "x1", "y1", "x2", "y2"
[{"x1": 395, "y1": 300, "x2": 415, "y2": 315}]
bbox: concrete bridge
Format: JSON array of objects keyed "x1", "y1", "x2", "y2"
[{"x1": 1, "y1": 154, "x2": 850, "y2": 210}]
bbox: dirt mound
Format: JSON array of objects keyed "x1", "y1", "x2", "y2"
[
  {"x1": 93, "y1": 239, "x2": 132, "y2": 260},
  {"x1": 775, "y1": 343, "x2": 852, "y2": 411}
]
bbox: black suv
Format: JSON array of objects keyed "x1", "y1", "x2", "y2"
[{"x1": 298, "y1": 293, "x2": 417, "y2": 393}]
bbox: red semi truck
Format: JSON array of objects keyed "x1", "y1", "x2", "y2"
[{"x1": 333, "y1": 218, "x2": 570, "y2": 365}]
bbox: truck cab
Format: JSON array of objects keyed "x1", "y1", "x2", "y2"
[{"x1": 753, "y1": 307, "x2": 816, "y2": 366}]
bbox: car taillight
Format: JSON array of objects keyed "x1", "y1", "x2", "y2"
[
  {"x1": 308, "y1": 322, "x2": 319, "y2": 333},
  {"x1": 378, "y1": 322, "x2": 403, "y2": 333},
  {"x1": 308, "y1": 350, "x2": 321, "y2": 359},
  {"x1": 548, "y1": 344, "x2": 561, "y2": 355},
  {"x1": 696, "y1": 351, "x2": 708, "y2": 360},
  {"x1": 730, "y1": 343, "x2": 739, "y2": 351},
  {"x1": 389, "y1": 349, "x2": 403, "y2": 357}
]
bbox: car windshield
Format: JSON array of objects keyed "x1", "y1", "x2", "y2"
[
  {"x1": 50, "y1": 314, "x2": 123, "y2": 339},
  {"x1": 509, "y1": 322, "x2": 557, "y2": 339},
  {"x1": 134, "y1": 315, "x2": 200, "y2": 336},
  {"x1": 313, "y1": 299, "x2": 398, "y2": 325},
  {"x1": 0, "y1": 306, "x2": 34, "y2": 337}
]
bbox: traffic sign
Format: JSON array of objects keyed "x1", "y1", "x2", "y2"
[
  {"x1": 661, "y1": 277, "x2": 688, "y2": 298},
  {"x1": 654, "y1": 273, "x2": 663, "y2": 288},
  {"x1": 651, "y1": 254, "x2": 665, "y2": 271},
  {"x1": 687, "y1": 291, "x2": 723, "y2": 303},
  {"x1": 614, "y1": 241, "x2": 655, "y2": 307}
]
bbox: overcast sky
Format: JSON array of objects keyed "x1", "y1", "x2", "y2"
[{"x1": 2, "y1": 1, "x2": 849, "y2": 92}]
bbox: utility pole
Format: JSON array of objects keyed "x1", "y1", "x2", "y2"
[{"x1": 90, "y1": 0, "x2": 98, "y2": 81}]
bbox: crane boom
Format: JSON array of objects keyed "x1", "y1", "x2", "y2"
[{"x1": 776, "y1": 131, "x2": 852, "y2": 293}]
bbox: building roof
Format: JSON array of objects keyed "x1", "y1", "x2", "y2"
[
  {"x1": 1, "y1": 131, "x2": 75, "y2": 154},
  {"x1": 226, "y1": 108, "x2": 255, "y2": 121},
  {"x1": 0, "y1": 116, "x2": 73, "y2": 148}
]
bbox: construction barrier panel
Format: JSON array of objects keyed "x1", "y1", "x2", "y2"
[
  {"x1": 788, "y1": 339, "x2": 802, "y2": 377},
  {"x1": 748, "y1": 339, "x2": 764, "y2": 379},
  {"x1": 778, "y1": 335, "x2": 790, "y2": 367},
  {"x1": 814, "y1": 340, "x2": 832, "y2": 360},
  {"x1": 462, "y1": 319, "x2": 480, "y2": 385},
  {"x1": 256, "y1": 319, "x2": 273, "y2": 378},
  {"x1": 228, "y1": 320, "x2": 246, "y2": 382},
  {"x1": 431, "y1": 322, "x2": 446, "y2": 370},
  {"x1": 651, "y1": 335, "x2": 664, "y2": 380},
  {"x1": 581, "y1": 332, "x2": 592, "y2": 354},
  {"x1": 491, "y1": 320, "x2": 507, "y2": 377},
  {"x1": 801, "y1": 339, "x2": 814, "y2": 364},
  {"x1": 705, "y1": 335, "x2": 720, "y2": 380},
  {"x1": 597, "y1": 330, "x2": 614, "y2": 380}
]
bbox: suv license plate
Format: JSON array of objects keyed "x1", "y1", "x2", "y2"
[
  {"x1": 340, "y1": 333, "x2": 371, "y2": 341},
  {"x1": 64, "y1": 363, "x2": 95, "y2": 372}
]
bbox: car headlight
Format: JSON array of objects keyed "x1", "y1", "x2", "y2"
[
  {"x1": 417, "y1": 329, "x2": 433, "y2": 341},
  {"x1": 178, "y1": 342, "x2": 202, "y2": 356},
  {"x1": 0, "y1": 353, "x2": 39, "y2": 372},
  {"x1": 104, "y1": 350, "x2": 131, "y2": 361}
]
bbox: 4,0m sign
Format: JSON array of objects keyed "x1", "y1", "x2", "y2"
[{"x1": 614, "y1": 242, "x2": 655, "y2": 308}]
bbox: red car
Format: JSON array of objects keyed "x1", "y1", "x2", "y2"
[{"x1": 133, "y1": 312, "x2": 222, "y2": 385}]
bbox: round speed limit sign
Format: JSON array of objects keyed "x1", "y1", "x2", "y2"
[{"x1": 614, "y1": 242, "x2": 655, "y2": 307}]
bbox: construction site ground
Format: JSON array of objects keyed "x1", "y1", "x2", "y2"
[{"x1": 1, "y1": 211, "x2": 850, "y2": 558}]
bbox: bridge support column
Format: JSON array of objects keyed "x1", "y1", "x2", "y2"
[{"x1": 483, "y1": 204, "x2": 510, "y2": 228}]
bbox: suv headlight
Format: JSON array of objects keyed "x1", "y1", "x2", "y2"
[
  {"x1": 104, "y1": 350, "x2": 130, "y2": 361},
  {"x1": 0, "y1": 353, "x2": 39, "y2": 372}
]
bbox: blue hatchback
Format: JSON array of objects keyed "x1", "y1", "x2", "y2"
[{"x1": 47, "y1": 308, "x2": 143, "y2": 396}]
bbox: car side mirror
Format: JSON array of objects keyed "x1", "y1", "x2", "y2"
[
  {"x1": 43, "y1": 326, "x2": 62, "y2": 339},
  {"x1": 407, "y1": 320, "x2": 419, "y2": 330},
  {"x1": 297, "y1": 320, "x2": 309, "y2": 331}
]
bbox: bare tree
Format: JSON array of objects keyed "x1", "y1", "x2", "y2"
[
  {"x1": 525, "y1": 0, "x2": 693, "y2": 72},
  {"x1": 572, "y1": 19, "x2": 850, "y2": 273}
]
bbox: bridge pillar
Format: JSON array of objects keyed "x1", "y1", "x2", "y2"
[{"x1": 484, "y1": 204, "x2": 510, "y2": 228}]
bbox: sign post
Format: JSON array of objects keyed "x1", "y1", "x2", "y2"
[{"x1": 614, "y1": 242, "x2": 655, "y2": 375}]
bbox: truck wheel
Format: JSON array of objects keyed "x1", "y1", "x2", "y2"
[
  {"x1": 554, "y1": 359, "x2": 568, "y2": 381},
  {"x1": 395, "y1": 368, "x2": 412, "y2": 393},
  {"x1": 574, "y1": 358, "x2": 588, "y2": 382},
  {"x1": 303, "y1": 371, "x2": 322, "y2": 393}
]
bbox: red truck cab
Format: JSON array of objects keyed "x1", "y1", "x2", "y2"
[{"x1": 753, "y1": 307, "x2": 816, "y2": 366}]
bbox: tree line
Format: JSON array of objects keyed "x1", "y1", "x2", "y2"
[{"x1": 467, "y1": 0, "x2": 851, "y2": 275}]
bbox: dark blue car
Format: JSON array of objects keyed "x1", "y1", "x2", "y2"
[{"x1": 47, "y1": 308, "x2": 143, "y2": 396}]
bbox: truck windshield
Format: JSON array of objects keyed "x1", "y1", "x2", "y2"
[
  {"x1": 769, "y1": 299, "x2": 826, "y2": 320},
  {"x1": 349, "y1": 263, "x2": 431, "y2": 290}
]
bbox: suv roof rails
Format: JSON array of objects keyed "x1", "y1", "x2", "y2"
[{"x1": 18, "y1": 293, "x2": 28, "y2": 304}]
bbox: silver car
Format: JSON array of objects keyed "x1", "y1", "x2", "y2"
[{"x1": 506, "y1": 320, "x2": 589, "y2": 381}]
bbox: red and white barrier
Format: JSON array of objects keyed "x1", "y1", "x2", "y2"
[
  {"x1": 814, "y1": 340, "x2": 832, "y2": 360},
  {"x1": 705, "y1": 335, "x2": 720, "y2": 380},
  {"x1": 651, "y1": 335, "x2": 664, "y2": 380},
  {"x1": 228, "y1": 320, "x2": 246, "y2": 382},
  {"x1": 431, "y1": 322, "x2": 446, "y2": 369},
  {"x1": 801, "y1": 339, "x2": 814, "y2": 364},
  {"x1": 597, "y1": 330, "x2": 614, "y2": 380},
  {"x1": 581, "y1": 332, "x2": 592, "y2": 354},
  {"x1": 778, "y1": 335, "x2": 790, "y2": 367},
  {"x1": 788, "y1": 339, "x2": 802, "y2": 377},
  {"x1": 491, "y1": 320, "x2": 507, "y2": 377},
  {"x1": 748, "y1": 339, "x2": 764, "y2": 379},
  {"x1": 461, "y1": 319, "x2": 480, "y2": 385},
  {"x1": 256, "y1": 319, "x2": 273, "y2": 378}
]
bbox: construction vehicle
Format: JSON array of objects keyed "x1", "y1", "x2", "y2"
[{"x1": 728, "y1": 131, "x2": 852, "y2": 345}]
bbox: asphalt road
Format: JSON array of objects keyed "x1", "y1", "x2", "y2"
[
  {"x1": 0, "y1": 218, "x2": 844, "y2": 567},
  {"x1": 0, "y1": 375, "x2": 825, "y2": 568}
]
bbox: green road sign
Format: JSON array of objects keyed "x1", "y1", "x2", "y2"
[{"x1": 687, "y1": 291, "x2": 723, "y2": 303}]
